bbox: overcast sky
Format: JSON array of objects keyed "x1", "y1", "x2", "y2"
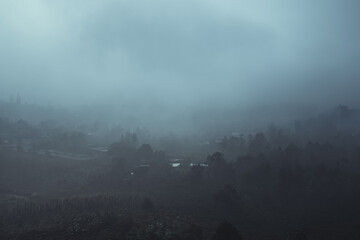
[{"x1": 1, "y1": 0, "x2": 360, "y2": 109}]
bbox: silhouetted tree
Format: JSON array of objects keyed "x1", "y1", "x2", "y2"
[
  {"x1": 206, "y1": 152, "x2": 225, "y2": 166},
  {"x1": 16, "y1": 93, "x2": 21, "y2": 105},
  {"x1": 285, "y1": 143, "x2": 301, "y2": 159},
  {"x1": 248, "y1": 132, "x2": 269, "y2": 156},
  {"x1": 137, "y1": 144, "x2": 153, "y2": 161}
]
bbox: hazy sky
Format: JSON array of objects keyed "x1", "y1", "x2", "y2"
[{"x1": 1, "y1": 0, "x2": 360, "y2": 108}]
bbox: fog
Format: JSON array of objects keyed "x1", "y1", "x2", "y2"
[
  {"x1": 2, "y1": 2, "x2": 360, "y2": 239},
  {"x1": 1, "y1": 0, "x2": 360, "y2": 132}
]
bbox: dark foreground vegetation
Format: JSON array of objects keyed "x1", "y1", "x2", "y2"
[{"x1": 1, "y1": 104, "x2": 360, "y2": 239}]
